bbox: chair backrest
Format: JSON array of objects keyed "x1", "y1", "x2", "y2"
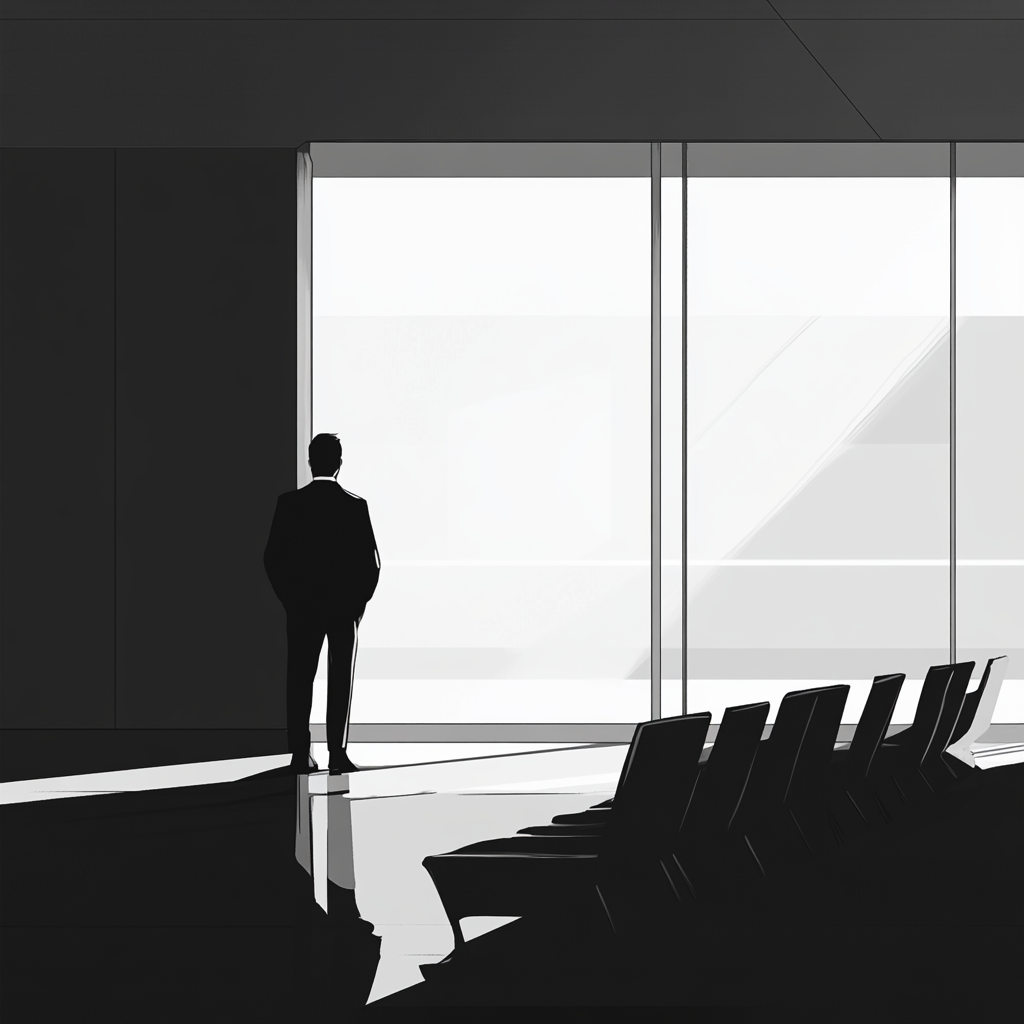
[
  {"x1": 676, "y1": 701, "x2": 770, "y2": 843},
  {"x1": 845, "y1": 674, "x2": 905, "y2": 780},
  {"x1": 889, "y1": 663, "x2": 957, "y2": 760},
  {"x1": 918, "y1": 661, "x2": 975, "y2": 769},
  {"x1": 609, "y1": 712, "x2": 712, "y2": 845},
  {"x1": 729, "y1": 689, "x2": 818, "y2": 833},
  {"x1": 608, "y1": 707, "x2": 699, "y2": 796},
  {"x1": 947, "y1": 656, "x2": 1008, "y2": 750},
  {"x1": 785, "y1": 684, "x2": 850, "y2": 807},
  {"x1": 609, "y1": 720, "x2": 648, "y2": 800}
]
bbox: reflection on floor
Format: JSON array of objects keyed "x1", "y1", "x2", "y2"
[
  {"x1": 301, "y1": 744, "x2": 639, "y2": 1003},
  {"x1": 1, "y1": 740, "x2": 1023, "y2": 1015}
]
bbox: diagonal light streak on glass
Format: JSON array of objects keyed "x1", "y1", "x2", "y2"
[{"x1": 688, "y1": 315, "x2": 819, "y2": 449}]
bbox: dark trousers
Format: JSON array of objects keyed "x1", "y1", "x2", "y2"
[{"x1": 286, "y1": 608, "x2": 359, "y2": 758}]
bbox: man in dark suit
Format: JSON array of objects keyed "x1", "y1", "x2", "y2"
[{"x1": 264, "y1": 433, "x2": 380, "y2": 774}]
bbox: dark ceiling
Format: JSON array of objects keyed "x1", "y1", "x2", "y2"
[{"x1": 2, "y1": 1, "x2": 1023, "y2": 146}]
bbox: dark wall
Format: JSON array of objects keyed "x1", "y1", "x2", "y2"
[
  {"x1": 1, "y1": 148, "x2": 294, "y2": 750},
  {"x1": 1, "y1": 150, "x2": 116, "y2": 728},
  {"x1": 115, "y1": 150, "x2": 295, "y2": 728}
]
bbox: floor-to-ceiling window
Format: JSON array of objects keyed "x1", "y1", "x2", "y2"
[
  {"x1": 685, "y1": 144, "x2": 952, "y2": 727},
  {"x1": 955, "y1": 143, "x2": 1024, "y2": 725},
  {"x1": 301, "y1": 140, "x2": 1021, "y2": 740},
  {"x1": 309, "y1": 143, "x2": 679, "y2": 737}
]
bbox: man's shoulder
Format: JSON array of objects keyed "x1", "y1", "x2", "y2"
[{"x1": 289, "y1": 483, "x2": 366, "y2": 506}]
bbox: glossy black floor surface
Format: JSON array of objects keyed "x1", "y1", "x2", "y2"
[
  {"x1": 0, "y1": 772, "x2": 380, "y2": 1021},
  {"x1": 2, "y1": 761, "x2": 1022, "y2": 1021}
]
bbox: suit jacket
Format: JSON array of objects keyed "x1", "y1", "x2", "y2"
[{"x1": 263, "y1": 480, "x2": 380, "y2": 619}]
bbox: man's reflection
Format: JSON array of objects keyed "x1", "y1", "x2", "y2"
[{"x1": 292, "y1": 775, "x2": 380, "y2": 1007}]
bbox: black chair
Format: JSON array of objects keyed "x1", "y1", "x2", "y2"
[
  {"x1": 867, "y1": 661, "x2": 975, "y2": 819},
  {"x1": 945, "y1": 656, "x2": 1008, "y2": 776},
  {"x1": 824, "y1": 673, "x2": 905, "y2": 843},
  {"x1": 517, "y1": 713, "x2": 668, "y2": 835},
  {"x1": 596, "y1": 702, "x2": 776, "y2": 940},
  {"x1": 659, "y1": 688, "x2": 825, "y2": 913},
  {"x1": 915, "y1": 660, "x2": 976, "y2": 791},
  {"x1": 421, "y1": 713, "x2": 712, "y2": 953},
  {"x1": 837, "y1": 675, "x2": 906, "y2": 778},
  {"x1": 543, "y1": 728, "x2": 668, "y2": 825},
  {"x1": 875, "y1": 662, "x2": 967, "y2": 753},
  {"x1": 740, "y1": 685, "x2": 850, "y2": 875},
  {"x1": 728, "y1": 689, "x2": 831, "y2": 833},
  {"x1": 656, "y1": 701, "x2": 770, "y2": 909},
  {"x1": 609, "y1": 687, "x2": 847, "y2": 941}
]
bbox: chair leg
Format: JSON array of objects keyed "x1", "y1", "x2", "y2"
[
  {"x1": 439, "y1": 901, "x2": 467, "y2": 952},
  {"x1": 418, "y1": 901, "x2": 467, "y2": 978}
]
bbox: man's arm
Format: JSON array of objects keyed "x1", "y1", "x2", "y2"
[{"x1": 360, "y1": 499, "x2": 381, "y2": 606}]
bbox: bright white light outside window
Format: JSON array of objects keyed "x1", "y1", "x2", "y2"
[
  {"x1": 314, "y1": 179, "x2": 650, "y2": 317},
  {"x1": 687, "y1": 174, "x2": 951, "y2": 724},
  {"x1": 312, "y1": 175, "x2": 652, "y2": 724},
  {"x1": 688, "y1": 178, "x2": 950, "y2": 317},
  {"x1": 956, "y1": 172, "x2": 1024, "y2": 723},
  {"x1": 307, "y1": 157, "x2": 1023, "y2": 732}
]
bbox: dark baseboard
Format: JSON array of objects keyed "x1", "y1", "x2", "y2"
[{"x1": 0, "y1": 729, "x2": 288, "y2": 783}]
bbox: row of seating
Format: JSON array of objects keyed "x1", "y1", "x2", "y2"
[{"x1": 422, "y1": 656, "x2": 1008, "y2": 958}]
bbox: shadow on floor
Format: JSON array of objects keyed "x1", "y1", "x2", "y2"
[{"x1": 0, "y1": 771, "x2": 380, "y2": 1022}]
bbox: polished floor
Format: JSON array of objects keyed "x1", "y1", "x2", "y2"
[
  {"x1": 0, "y1": 742, "x2": 635, "y2": 1014},
  {"x1": 1, "y1": 740, "x2": 1023, "y2": 1017}
]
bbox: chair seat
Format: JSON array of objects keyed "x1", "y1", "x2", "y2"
[
  {"x1": 549, "y1": 807, "x2": 614, "y2": 825},
  {"x1": 439, "y1": 834, "x2": 605, "y2": 857},
  {"x1": 422, "y1": 712, "x2": 714, "y2": 950},
  {"x1": 421, "y1": 847, "x2": 607, "y2": 937},
  {"x1": 518, "y1": 822, "x2": 610, "y2": 836}
]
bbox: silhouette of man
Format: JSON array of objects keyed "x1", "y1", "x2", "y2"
[{"x1": 264, "y1": 434, "x2": 380, "y2": 774}]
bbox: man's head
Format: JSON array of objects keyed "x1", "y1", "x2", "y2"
[{"x1": 308, "y1": 433, "x2": 342, "y2": 477}]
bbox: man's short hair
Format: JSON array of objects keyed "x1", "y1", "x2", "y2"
[{"x1": 308, "y1": 433, "x2": 342, "y2": 476}]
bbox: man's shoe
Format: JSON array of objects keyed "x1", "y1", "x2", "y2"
[
  {"x1": 328, "y1": 756, "x2": 360, "y2": 775},
  {"x1": 290, "y1": 754, "x2": 320, "y2": 774}
]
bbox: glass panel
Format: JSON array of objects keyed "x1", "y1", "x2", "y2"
[
  {"x1": 955, "y1": 143, "x2": 1024, "y2": 725},
  {"x1": 662, "y1": 144, "x2": 684, "y2": 718},
  {"x1": 312, "y1": 146, "x2": 651, "y2": 724},
  {"x1": 686, "y1": 144, "x2": 950, "y2": 724}
]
